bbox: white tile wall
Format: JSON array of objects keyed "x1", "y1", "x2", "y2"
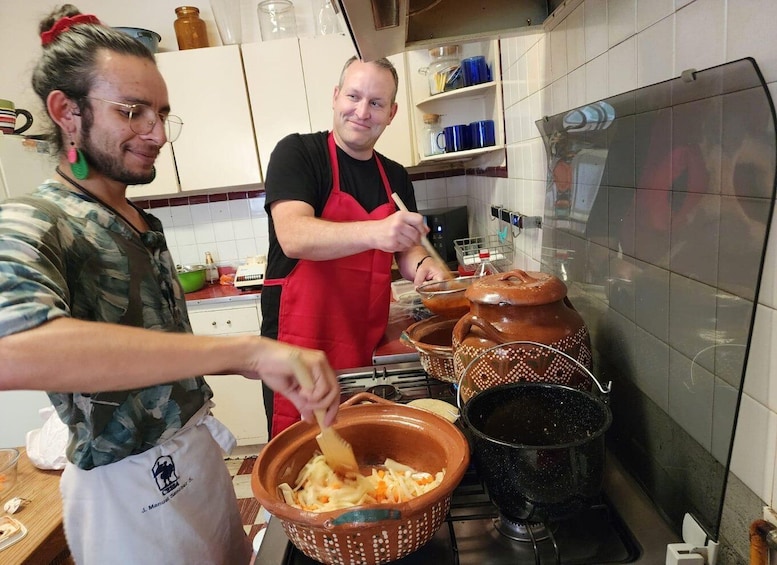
[
  {"x1": 464, "y1": 0, "x2": 777, "y2": 512},
  {"x1": 143, "y1": 195, "x2": 270, "y2": 268}
]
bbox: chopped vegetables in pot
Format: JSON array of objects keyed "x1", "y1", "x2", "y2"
[{"x1": 278, "y1": 454, "x2": 445, "y2": 512}]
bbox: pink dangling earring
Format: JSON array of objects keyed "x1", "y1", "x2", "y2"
[
  {"x1": 67, "y1": 140, "x2": 89, "y2": 180},
  {"x1": 67, "y1": 142, "x2": 77, "y2": 165}
]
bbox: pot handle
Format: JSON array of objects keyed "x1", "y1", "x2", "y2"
[
  {"x1": 452, "y1": 313, "x2": 508, "y2": 344},
  {"x1": 325, "y1": 508, "x2": 402, "y2": 528},
  {"x1": 341, "y1": 391, "x2": 396, "y2": 408}
]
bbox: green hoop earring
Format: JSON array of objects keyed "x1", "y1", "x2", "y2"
[{"x1": 71, "y1": 148, "x2": 89, "y2": 180}]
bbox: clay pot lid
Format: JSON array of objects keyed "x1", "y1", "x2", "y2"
[{"x1": 465, "y1": 269, "x2": 568, "y2": 306}]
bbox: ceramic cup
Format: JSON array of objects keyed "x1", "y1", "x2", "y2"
[
  {"x1": 444, "y1": 124, "x2": 471, "y2": 153},
  {"x1": 469, "y1": 119, "x2": 496, "y2": 148},
  {"x1": 461, "y1": 56, "x2": 489, "y2": 87},
  {"x1": 0, "y1": 99, "x2": 33, "y2": 135}
]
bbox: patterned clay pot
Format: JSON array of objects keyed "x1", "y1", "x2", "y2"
[{"x1": 452, "y1": 270, "x2": 592, "y2": 399}]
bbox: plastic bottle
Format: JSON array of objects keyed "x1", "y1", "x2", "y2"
[
  {"x1": 475, "y1": 249, "x2": 499, "y2": 277},
  {"x1": 204, "y1": 251, "x2": 219, "y2": 283},
  {"x1": 174, "y1": 6, "x2": 210, "y2": 50}
]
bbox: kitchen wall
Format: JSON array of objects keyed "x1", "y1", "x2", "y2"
[
  {"x1": 469, "y1": 0, "x2": 777, "y2": 562},
  {"x1": 136, "y1": 175, "x2": 468, "y2": 268}
]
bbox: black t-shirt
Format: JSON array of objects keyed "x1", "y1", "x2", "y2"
[{"x1": 260, "y1": 131, "x2": 417, "y2": 339}]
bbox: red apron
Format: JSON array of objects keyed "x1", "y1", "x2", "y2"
[{"x1": 265, "y1": 133, "x2": 396, "y2": 436}]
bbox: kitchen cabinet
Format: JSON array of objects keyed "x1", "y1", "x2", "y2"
[
  {"x1": 187, "y1": 299, "x2": 267, "y2": 446},
  {"x1": 141, "y1": 45, "x2": 262, "y2": 196},
  {"x1": 244, "y1": 34, "x2": 415, "y2": 178},
  {"x1": 406, "y1": 40, "x2": 505, "y2": 166},
  {"x1": 242, "y1": 39, "x2": 311, "y2": 182}
]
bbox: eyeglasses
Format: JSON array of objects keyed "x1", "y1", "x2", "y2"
[{"x1": 85, "y1": 97, "x2": 183, "y2": 143}]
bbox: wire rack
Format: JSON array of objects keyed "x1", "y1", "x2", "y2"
[{"x1": 455, "y1": 235, "x2": 514, "y2": 269}]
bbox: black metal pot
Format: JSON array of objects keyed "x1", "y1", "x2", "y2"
[
  {"x1": 459, "y1": 341, "x2": 612, "y2": 524},
  {"x1": 463, "y1": 383, "x2": 612, "y2": 522}
]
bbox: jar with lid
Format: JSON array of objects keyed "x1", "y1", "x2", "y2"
[
  {"x1": 418, "y1": 45, "x2": 462, "y2": 96},
  {"x1": 174, "y1": 6, "x2": 210, "y2": 50},
  {"x1": 421, "y1": 113, "x2": 445, "y2": 157},
  {"x1": 257, "y1": 0, "x2": 297, "y2": 41}
]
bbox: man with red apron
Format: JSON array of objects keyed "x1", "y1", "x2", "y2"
[
  {"x1": 261, "y1": 58, "x2": 448, "y2": 436},
  {"x1": 265, "y1": 134, "x2": 396, "y2": 434}
]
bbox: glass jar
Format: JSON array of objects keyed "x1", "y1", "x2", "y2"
[
  {"x1": 421, "y1": 113, "x2": 445, "y2": 157},
  {"x1": 419, "y1": 45, "x2": 462, "y2": 96},
  {"x1": 257, "y1": 0, "x2": 297, "y2": 41},
  {"x1": 174, "y1": 6, "x2": 210, "y2": 50}
]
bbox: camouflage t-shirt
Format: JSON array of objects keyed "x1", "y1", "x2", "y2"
[{"x1": 0, "y1": 182, "x2": 212, "y2": 470}]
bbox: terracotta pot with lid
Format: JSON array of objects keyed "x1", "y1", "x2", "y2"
[{"x1": 452, "y1": 270, "x2": 592, "y2": 398}]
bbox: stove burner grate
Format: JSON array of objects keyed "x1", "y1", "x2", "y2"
[
  {"x1": 495, "y1": 514, "x2": 551, "y2": 542},
  {"x1": 364, "y1": 383, "x2": 400, "y2": 400}
]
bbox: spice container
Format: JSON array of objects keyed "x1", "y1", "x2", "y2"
[
  {"x1": 419, "y1": 45, "x2": 462, "y2": 96},
  {"x1": 421, "y1": 113, "x2": 444, "y2": 157},
  {"x1": 174, "y1": 6, "x2": 210, "y2": 50}
]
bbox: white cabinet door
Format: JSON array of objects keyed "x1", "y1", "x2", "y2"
[
  {"x1": 187, "y1": 300, "x2": 267, "y2": 445},
  {"x1": 242, "y1": 39, "x2": 311, "y2": 182},
  {"x1": 298, "y1": 35, "x2": 415, "y2": 167},
  {"x1": 156, "y1": 46, "x2": 262, "y2": 192}
]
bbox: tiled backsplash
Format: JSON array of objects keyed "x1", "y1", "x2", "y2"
[{"x1": 135, "y1": 173, "x2": 472, "y2": 268}]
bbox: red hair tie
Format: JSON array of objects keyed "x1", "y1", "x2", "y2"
[{"x1": 40, "y1": 14, "x2": 101, "y2": 46}]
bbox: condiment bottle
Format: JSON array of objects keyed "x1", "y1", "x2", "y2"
[
  {"x1": 475, "y1": 249, "x2": 499, "y2": 277},
  {"x1": 204, "y1": 251, "x2": 219, "y2": 283},
  {"x1": 174, "y1": 6, "x2": 210, "y2": 50},
  {"x1": 421, "y1": 113, "x2": 445, "y2": 157}
]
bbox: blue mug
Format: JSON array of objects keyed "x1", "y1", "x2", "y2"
[
  {"x1": 443, "y1": 124, "x2": 471, "y2": 152},
  {"x1": 461, "y1": 56, "x2": 489, "y2": 87},
  {"x1": 469, "y1": 119, "x2": 496, "y2": 148}
]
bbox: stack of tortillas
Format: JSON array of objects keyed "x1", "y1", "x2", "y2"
[{"x1": 407, "y1": 399, "x2": 459, "y2": 423}]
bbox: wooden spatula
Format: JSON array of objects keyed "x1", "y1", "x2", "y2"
[
  {"x1": 288, "y1": 352, "x2": 359, "y2": 474},
  {"x1": 391, "y1": 192, "x2": 453, "y2": 280}
]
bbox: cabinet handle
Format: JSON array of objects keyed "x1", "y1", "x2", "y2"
[
  {"x1": 212, "y1": 321, "x2": 217, "y2": 326},
  {"x1": 226, "y1": 320, "x2": 232, "y2": 325}
]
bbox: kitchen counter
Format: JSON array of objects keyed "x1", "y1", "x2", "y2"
[
  {"x1": 183, "y1": 282, "x2": 261, "y2": 306},
  {"x1": 1, "y1": 448, "x2": 68, "y2": 565},
  {"x1": 184, "y1": 283, "x2": 420, "y2": 364}
]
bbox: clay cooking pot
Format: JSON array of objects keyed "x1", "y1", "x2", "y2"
[
  {"x1": 251, "y1": 392, "x2": 470, "y2": 565},
  {"x1": 452, "y1": 269, "x2": 592, "y2": 399}
]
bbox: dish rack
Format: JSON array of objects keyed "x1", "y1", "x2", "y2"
[{"x1": 455, "y1": 235, "x2": 514, "y2": 270}]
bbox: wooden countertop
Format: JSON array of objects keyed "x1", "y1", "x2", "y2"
[{"x1": 1, "y1": 448, "x2": 68, "y2": 564}]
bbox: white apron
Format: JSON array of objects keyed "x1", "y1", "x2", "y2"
[{"x1": 60, "y1": 401, "x2": 252, "y2": 565}]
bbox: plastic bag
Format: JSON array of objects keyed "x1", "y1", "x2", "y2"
[{"x1": 25, "y1": 406, "x2": 68, "y2": 470}]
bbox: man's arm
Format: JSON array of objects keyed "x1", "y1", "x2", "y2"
[
  {"x1": 270, "y1": 199, "x2": 429, "y2": 260},
  {"x1": 0, "y1": 317, "x2": 341, "y2": 426}
]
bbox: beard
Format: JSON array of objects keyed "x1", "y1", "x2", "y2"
[{"x1": 80, "y1": 115, "x2": 158, "y2": 185}]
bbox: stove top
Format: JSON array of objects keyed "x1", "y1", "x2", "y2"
[{"x1": 254, "y1": 362, "x2": 679, "y2": 564}]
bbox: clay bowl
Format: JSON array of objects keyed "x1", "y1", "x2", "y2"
[
  {"x1": 252, "y1": 392, "x2": 470, "y2": 565},
  {"x1": 401, "y1": 316, "x2": 457, "y2": 383},
  {"x1": 416, "y1": 275, "x2": 478, "y2": 318}
]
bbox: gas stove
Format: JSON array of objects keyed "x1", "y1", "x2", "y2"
[{"x1": 254, "y1": 361, "x2": 679, "y2": 564}]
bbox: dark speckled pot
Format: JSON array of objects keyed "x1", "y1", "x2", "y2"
[{"x1": 463, "y1": 382, "x2": 611, "y2": 523}]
